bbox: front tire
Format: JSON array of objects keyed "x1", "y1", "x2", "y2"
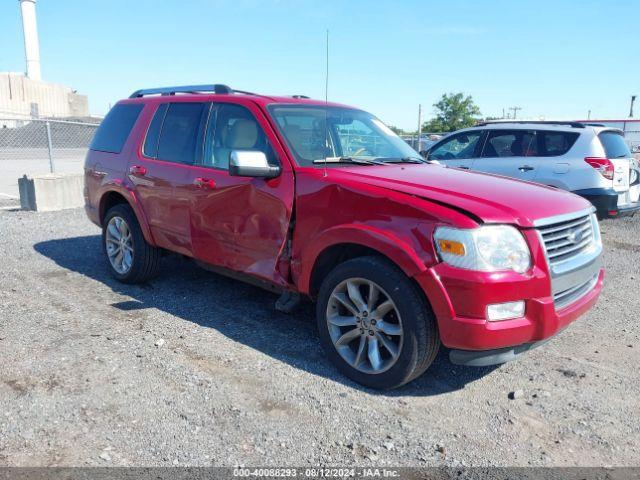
[
  {"x1": 102, "y1": 204, "x2": 161, "y2": 284},
  {"x1": 316, "y1": 256, "x2": 439, "y2": 389}
]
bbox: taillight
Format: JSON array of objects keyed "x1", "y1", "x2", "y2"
[{"x1": 584, "y1": 157, "x2": 614, "y2": 180}]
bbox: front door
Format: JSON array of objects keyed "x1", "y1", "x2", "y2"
[
  {"x1": 184, "y1": 101, "x2": 295, "y2": 286},
  {"x1": 427, "y1": 131, "x2": 483, "y2": 170}
]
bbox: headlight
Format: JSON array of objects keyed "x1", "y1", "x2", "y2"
[{"x1": 434, "y1": 225, "x2": 531, "y2": 273}]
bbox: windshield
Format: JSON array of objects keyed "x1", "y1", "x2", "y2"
[{"x1": 269, "y1": 105, "x2": 421, "y2": 166}]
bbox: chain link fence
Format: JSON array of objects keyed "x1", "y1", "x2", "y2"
[
  {"x1": 400, "y1": 133, "x2": 450, "y2": 153},
  {"x1": 0, "y1": 118, "x2": 100, "y2": 174}
]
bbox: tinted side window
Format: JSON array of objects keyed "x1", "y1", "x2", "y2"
[
  {"x1": 599, "y1": 131, "x2": 631, "y2": 159},
  {"x1": 157, "y1": 103, "x2": 208, "y2": 164},
  {"x1": 90, "y1": 103, "x2": 143, "y2": 154},
  {"x1": 143, "y1": 103, "x2": 168, "y2": 158},
  {"x1": 540, "y1": 131, "x2": 578, "y2": 157},
  {"x1": 429, "y1": 132, "x2": 482, "y2": 160},
  {"x1": 203, "y1": 103, "x2": 277, "y2": 169},
  {"x1": 481, "y1": 130, "x2": 537, "y2": 157}
]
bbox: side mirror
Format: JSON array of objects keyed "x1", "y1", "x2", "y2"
[{"x1": 229, "y1": 151, "x2": 281, "y2": 178}]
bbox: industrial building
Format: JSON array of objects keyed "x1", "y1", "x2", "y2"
[{"x1": 0, "y1": 0, "x2": 89, "y2": 124}]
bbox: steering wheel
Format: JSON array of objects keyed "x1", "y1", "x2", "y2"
[{"x1": 351, "y1": 147, "x2": 373, "y2": 157}]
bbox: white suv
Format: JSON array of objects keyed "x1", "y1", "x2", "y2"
[{"x1": 424, "y1": 121, "x2": 640, "y2": 218}]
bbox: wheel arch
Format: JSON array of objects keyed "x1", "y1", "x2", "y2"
[
  {"x1": 98, "y1": 187, "x2": 156, "y2": 246},
  {"x1": 300, "y1": 224, "x2": 428, "y2": 299}
]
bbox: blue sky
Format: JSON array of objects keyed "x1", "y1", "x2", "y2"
[{"x1": 0, "y1": 0, "x2": 637, "y2": 129}]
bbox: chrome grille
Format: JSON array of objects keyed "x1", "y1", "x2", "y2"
[
  {"x1": 537, "y1": 214, "x2": 594, "y2": 265},
  {"x1": 553, "y1": 273, "x2": 599, "y2": 310}
]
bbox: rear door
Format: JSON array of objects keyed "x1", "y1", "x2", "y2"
[
  {"x1": 130, "y1": 101, "x2": 209, "y2": 256},
  {"x1": 474, "y1": 129, "x2": 541, "y2": 182},
  {"x1": 427, "y1": 131, "x2": 483, "y2": 170}
]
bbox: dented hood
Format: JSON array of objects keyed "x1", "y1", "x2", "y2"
[{"x1": 331, "y1": 164, "x2": 592, "y2": 227}]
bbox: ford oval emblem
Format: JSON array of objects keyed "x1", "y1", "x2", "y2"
[{"x1": 567, "y1": 228, "x2": 583, "y2": 244}]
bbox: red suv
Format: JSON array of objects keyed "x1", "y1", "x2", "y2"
[{"x1": 84, "y1": 85, "x2": 604, "y2": 389}]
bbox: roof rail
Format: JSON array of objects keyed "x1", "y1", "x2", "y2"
[
  {"x1": 129, "y1": 84, "x2": 233, "y2": 98},
  {"x1": 475, "y1": 120, "x2": 586, "y2": 128}
]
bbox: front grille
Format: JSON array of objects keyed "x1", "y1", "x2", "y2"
[
  {"x1": 553, "y1": 273, "x2": 599, "y2": 310},
  {"x1": 537, "y1": 214, "x2": 594, "y2": 265}
]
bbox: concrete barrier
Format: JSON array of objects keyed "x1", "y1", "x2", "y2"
[{"x1": 18, "y1": 173, "x2": 84, "y2": 212}]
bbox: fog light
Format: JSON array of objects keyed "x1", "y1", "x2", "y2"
[{"x1": 487, "y1": 301, "x2": 525, "y2": 321}]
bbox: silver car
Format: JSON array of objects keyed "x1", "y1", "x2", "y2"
[{"x1": 424, "y1": 121, "x2": 640, "y2": 218}]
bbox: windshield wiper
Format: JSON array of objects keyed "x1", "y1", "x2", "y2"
[
  {"x1": 313, "y1": 156, "x2": 387, "y2": 165},
  {"x1": 377, "y1": 156, "x2": 426, "y2": 164}
]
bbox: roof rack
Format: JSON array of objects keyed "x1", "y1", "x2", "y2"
[
  {"x1": 475, "y1": 120, "x2": 586, "y2": 129},
  {"x1": 129, "y1": 84, "x2": 235, "y2": 98}
]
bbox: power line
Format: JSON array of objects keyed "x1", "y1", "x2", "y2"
[{"x1": 509, "y1": 106, "x2": 522, "y2": 119}]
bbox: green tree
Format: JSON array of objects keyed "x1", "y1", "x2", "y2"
[
  {"x1": 423, "y1": 93, "x2": 481, "y2": 133},
  {"x1": 387, "y1": 125, "x2": 406, "y2": 135}
]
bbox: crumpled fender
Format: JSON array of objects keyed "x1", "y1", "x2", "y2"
[{"x1": 295, "y1": 223, "x2": 428, "y2": 295}]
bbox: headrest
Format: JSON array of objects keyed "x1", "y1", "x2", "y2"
[{"x1": 228, "y1": 119, "x2": 258, "y2": 149}]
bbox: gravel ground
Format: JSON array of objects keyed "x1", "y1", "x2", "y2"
[{"x1": 0, "y1": 208, "x2": 638, "y2": 468}]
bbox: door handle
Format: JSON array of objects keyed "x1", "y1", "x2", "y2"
[
  {"x1": 129, "y1": 165, "x2": 147, "y2": 176},
  {"x1": 518, "y1": 165, "x2": 535, "y2": 171},
  {"x1": 459, "y1": 166, "x2": 470, "y2": 170},
  {"x1": 194, "y1": 177, "x2": 216, "y2": 189}
]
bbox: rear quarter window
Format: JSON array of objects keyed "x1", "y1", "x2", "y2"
[
  {"x1": 90, "y1": 103, "x2": 143, "y2": 154},
  {"x1": 599, "y1": 131, "x2": 631, "y2": 158},
  {"x1": 539, "y1": 131, "x2": 579, "y2": 157},
  {"x1": 143, "y1": 103, "x2": 168, "y2": 158}
]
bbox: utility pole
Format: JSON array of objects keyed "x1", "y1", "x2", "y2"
[
  {"x1": 502, "y1": 108, "x2": 505, "y2": 119},
  {"x1": 587, "y1": 110, "x2": 591, "y2": 120},
  {"x1": 416, "y1": 104, "x2": 422, "y2": 152},
  {"x1": 630, "y1": 95, "x2": 637, "y2": 118},
  {"x1": 509, "y1": 106, "x2": 522, "y2": 119}
]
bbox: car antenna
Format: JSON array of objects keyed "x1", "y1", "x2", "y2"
[{"x1": 323, "y1": 28, "x2": 329, "y2": 178}]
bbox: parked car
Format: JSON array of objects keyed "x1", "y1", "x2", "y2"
[
  {"x1": 84, "y1": 86, "x2": 603, "y2": 389},
  {"x1": 423, "y1": 121, "x2": 640, "y2": 219}
]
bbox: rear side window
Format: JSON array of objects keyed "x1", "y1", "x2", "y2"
[
  {"x1": 539, "y1": 131, "x2": 579, "y2": 156},
  {"x1": 143, "y1": 103, "x2": 168, "y2": 158},
  {"x1": 90, "y1": 103, "x2": 143, "y2": 154},
  {"x1": 599, "y1": 131, "x2": 631, "y2": 159},
  {"x1": 157, "y1": 102, "x2": 208, "y2": 164}
]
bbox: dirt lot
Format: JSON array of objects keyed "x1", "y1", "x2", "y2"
[{"x1": 0, "y1": 207, "x2": 638, "y2": 467}]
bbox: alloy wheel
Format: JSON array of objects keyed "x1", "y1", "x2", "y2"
[
  {"x1": 105, "y1": 216, "x2": 134, "y2": 274},
  {"x1": 326, "y1": 278, "x2": 403, "y2": 374}
]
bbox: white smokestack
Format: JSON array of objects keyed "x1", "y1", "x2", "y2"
[{"x1": 19, "y1": 0, "x2": 41, "y2": 81}]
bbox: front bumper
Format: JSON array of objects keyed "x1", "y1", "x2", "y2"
[
  {"x1": 574, "y1": 187, "x2": 640, "y2": 218},
  {"x1": 415, "y1": 264, "x2": 604, "y2": 356},
  {"x1": 449, "y1": 338, "x2": 551, "y2": 367}
]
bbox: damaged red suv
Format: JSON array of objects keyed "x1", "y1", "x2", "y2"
[{"x1": 84, "y1": 85, "x2": 604, "y2": 389}]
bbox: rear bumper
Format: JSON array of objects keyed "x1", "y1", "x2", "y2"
[
  {"x1": 415, "y1": 265, "x2": 604, "y2": 360},
  {"x1": 574, "y1": 187, "x2": 640, "y2": 218}
]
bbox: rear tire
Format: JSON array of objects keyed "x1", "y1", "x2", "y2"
[
  {"x1": 102, "y1": 204, "x2": 161, "y2": 284},
  {"x1": 316, "y1": 256, "x2": 439, "y2": 389}
]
